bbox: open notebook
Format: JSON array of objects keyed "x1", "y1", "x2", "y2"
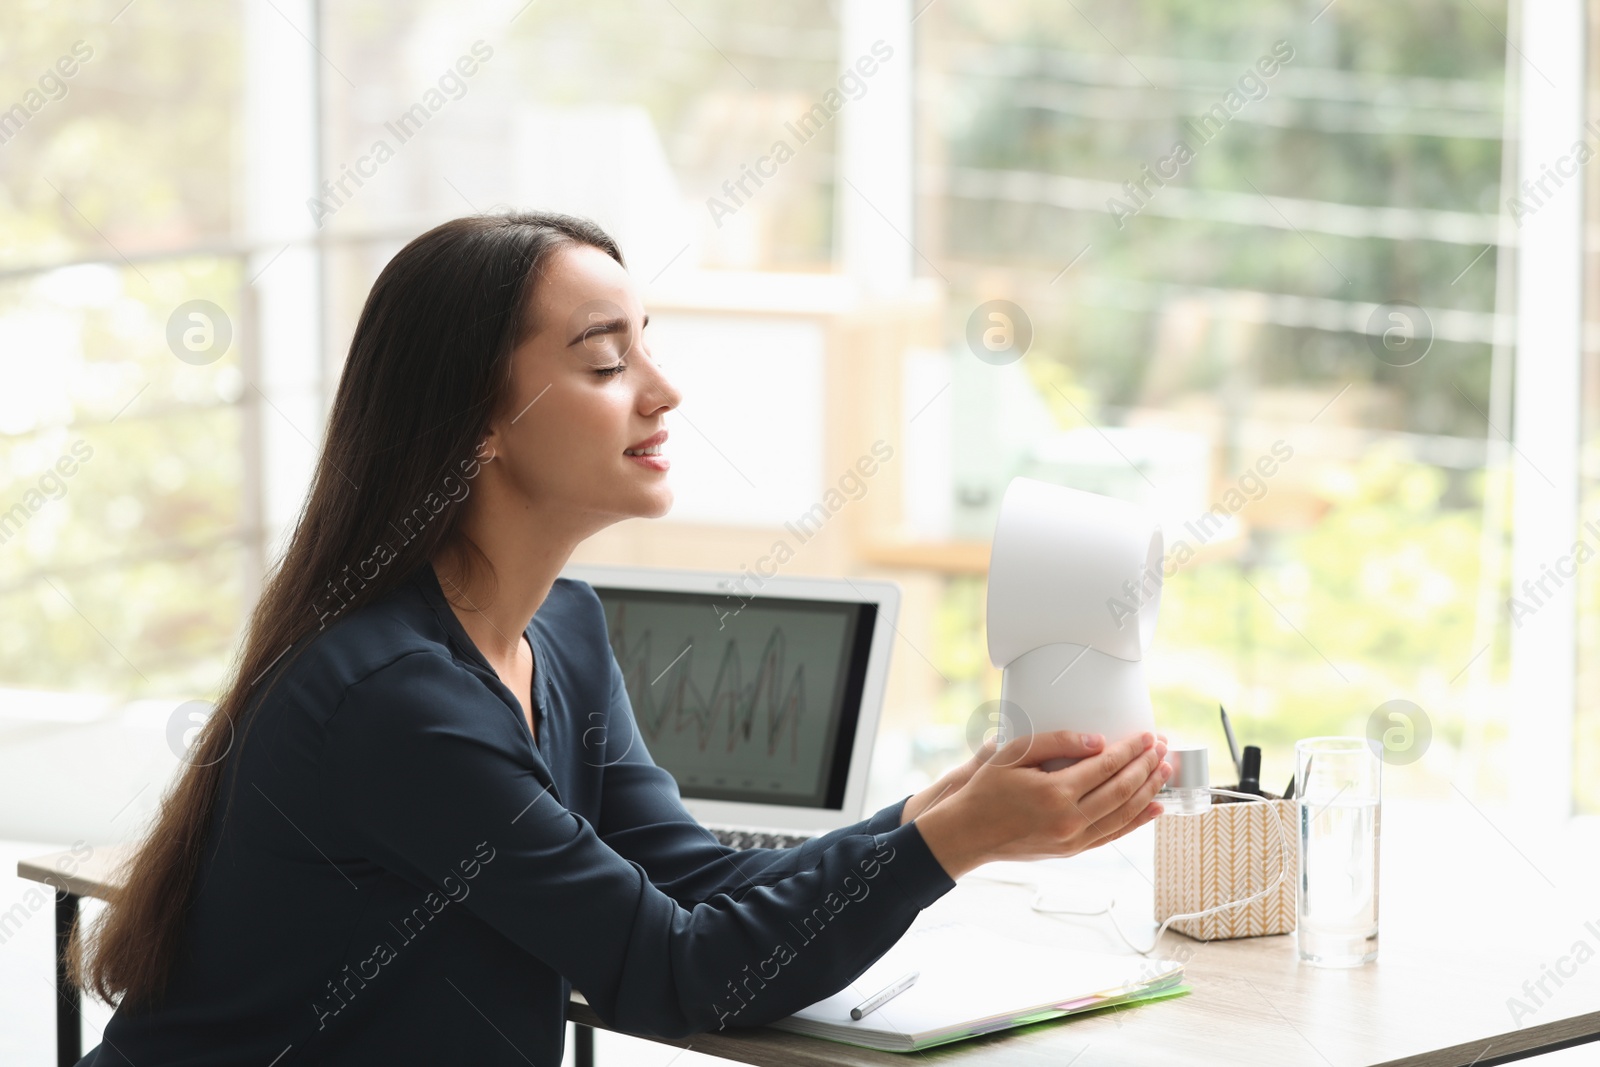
[{"x1": 768, "y1": 921, "x2": 1189, "y2": 1053}]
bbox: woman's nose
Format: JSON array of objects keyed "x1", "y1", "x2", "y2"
[{"x1": 642, "y1": 352, "x2": 682, "y2": 411}]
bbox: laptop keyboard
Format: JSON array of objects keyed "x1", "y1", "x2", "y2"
[{"x1": 706, "y1": 826, "x2": 817, "y2": 851}]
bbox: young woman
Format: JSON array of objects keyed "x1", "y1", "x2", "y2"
[{"x1": 69, "y1": 211, "x2": 1171, "y2": 1065}]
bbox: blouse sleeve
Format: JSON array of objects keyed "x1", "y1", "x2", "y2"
[
  {"x1": 316, "y1": 650, "x2": 956, "y2": 1039},
  {"x1": 591, "y1": 652, "x2": 912, "y2": 906}
]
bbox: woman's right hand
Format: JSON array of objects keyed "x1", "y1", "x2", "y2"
[{"x1": 914, "y1": 729, "x2": 1171, "y2": 879}]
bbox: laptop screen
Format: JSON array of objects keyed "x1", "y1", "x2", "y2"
[{"x1": 587, "y1": 585, "x2": 879, "y2": 810}]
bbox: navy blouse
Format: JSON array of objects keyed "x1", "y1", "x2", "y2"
[{"x1": 75, "y1": 560, "x2": 955, "y2": 1066}]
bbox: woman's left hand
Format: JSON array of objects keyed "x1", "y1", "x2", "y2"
[{"x1": 900, "y1": 731, "x2": 1167, "y2": 826}]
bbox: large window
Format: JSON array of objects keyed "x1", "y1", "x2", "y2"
[
  {"x1": 1577, "y1": 2, "x2": 1600, "y2": 816},
  {"x1": 0, "y1": 8, "x2": 251, "y2": 703},
  {"x1": 5, "y1": 0, "x2": 1595, "y2": 861},
  {"x1": 906, "y1": 0, "x2": 1523, "y2": 805}
]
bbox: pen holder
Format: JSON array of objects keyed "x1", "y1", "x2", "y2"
[{"x1": 1153, "y1": 790, "x2": 1298, "y2": 940}]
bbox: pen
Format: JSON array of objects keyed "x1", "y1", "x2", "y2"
[
  {"x1": 1219, "y1": 704, "x2": 1243, "y2": 781},
  {"x1": 1239, "y1": 745, "x2": 1262, "y2": 796},
  {"x1": 850, "y1": 970, "x2": 919, "y2": 1021},
  {"x1": 1283, "y1": 774, "x2": 1296, "y2": 800}
]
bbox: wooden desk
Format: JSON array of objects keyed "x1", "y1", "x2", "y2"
[
  {"x1": 13, "y1": 844, "x2": 603, "y2": 1067},
  {"x1": 17, "y1": 844, "x2": 133, "y2": 1067},
  {"x1": 20, "y1": 801, "x2": 1600, "y2": 1067}
]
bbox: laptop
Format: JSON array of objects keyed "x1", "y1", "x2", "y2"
[{"x1": 559, "y1": 563, "x2": 901, "y2": 850}]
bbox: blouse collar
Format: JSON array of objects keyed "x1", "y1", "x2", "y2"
[{"x1": 409, "y1": 559, "x2": 552, "y2": 713}]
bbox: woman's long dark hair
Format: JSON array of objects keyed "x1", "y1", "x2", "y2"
[{"x1": 68, "y1": 211, "x2": 624, "y2": 1010}]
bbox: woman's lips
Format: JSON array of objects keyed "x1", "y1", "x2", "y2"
[{"x1": 626, "y1": 451, "x2": 669, "y2": 471}]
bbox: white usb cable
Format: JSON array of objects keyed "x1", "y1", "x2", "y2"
[
  {"x1": 968, "y1": 746, "x2": 1293, "y2": 958},
  {"x1": 1026, "y1": 786, "x2": 1291, "y2": 956}
]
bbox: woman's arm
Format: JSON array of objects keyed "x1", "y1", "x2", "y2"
[
  {"x1": 592, "y1": 654, "x2": 914, "y2": 905},
  {"x1": 318, "y1": 650, "x2": 957, "y2": 1039}
]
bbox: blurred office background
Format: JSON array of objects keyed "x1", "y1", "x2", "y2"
[{"x1": 1, "y1": 0, "x2": 1596, "y2": 1061}]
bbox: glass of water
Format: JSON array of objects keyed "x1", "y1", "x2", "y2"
[{"x1": 1295, "y1": 736, "x2": 1381, "y2": 967}]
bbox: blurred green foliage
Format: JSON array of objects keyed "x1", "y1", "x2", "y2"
[{"x1": 916, "y1": 0, "x2": 1529, "y2": 803}]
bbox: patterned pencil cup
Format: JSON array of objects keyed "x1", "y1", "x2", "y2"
[{"x1": 1153, "y1": 794, "x2": 1299, "y2": 940}]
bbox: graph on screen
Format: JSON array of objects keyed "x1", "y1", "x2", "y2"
[{"x1": 592, "y1": 588, "x2": 864, "y2": 804}]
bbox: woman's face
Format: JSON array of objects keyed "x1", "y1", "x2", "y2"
[{"x1": 485, "y1": 242, "x2": 682, "y2": 525}]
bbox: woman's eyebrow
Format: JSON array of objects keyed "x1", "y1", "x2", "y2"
[{"x1": 566, "y1": 317, "x2": 629, "y2": 347}]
